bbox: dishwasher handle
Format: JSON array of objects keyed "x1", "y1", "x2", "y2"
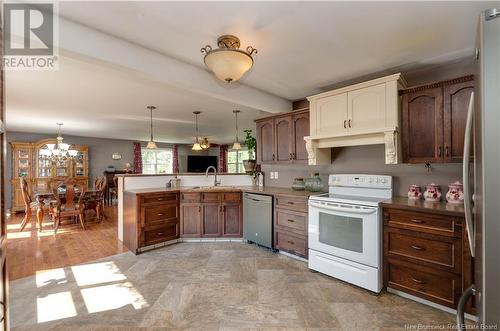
[{"x1": 243, "y1": 193, "x2": 272, "y2": 203}]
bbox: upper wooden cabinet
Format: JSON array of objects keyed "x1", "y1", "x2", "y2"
[
  {"x1": 255, "y1": 110, "x2": 309, "y2": 165},
  {"x1": 256, "y1": 118, "x2": 275, "y2": 163},
  {"x1": 306, "y1": 73, "x2": 405, "y2": 165},
  {"x1": 401, "y1": 76, "x2": 474, "y2": 164}
]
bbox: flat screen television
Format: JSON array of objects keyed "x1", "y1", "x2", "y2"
[{"x1": 187, "y1": 155, "x2": 218, "y2": 173}]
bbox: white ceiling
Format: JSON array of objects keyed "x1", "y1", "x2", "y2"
[
  {"x1": 7, "y1": 55, "x2": 265, "y2": 143},
  {"x1": 6, "y1": 1, "x2": 497, "y2": 143}
]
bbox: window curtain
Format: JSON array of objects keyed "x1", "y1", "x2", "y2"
[
  {"x1": 133, "y1": 142, "x2": 143, "y2": 174},
  {"x1": 219, "y1": 145, "x2": 228, "y2": 172},
  {"x1": 172, "y1": 144, "x2": 179, "y2": 173}
]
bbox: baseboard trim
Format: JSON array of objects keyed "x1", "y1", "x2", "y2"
[
  {"x1": 387, "y1": 288, "x2": 477, "y2": 321},
  {"x1": 278, "y1": 250, "x2": 308, "y2": 263}
]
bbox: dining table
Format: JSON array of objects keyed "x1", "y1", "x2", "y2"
[{"x1": 33, "y1": 188, "x2": 99, "y2": 231}]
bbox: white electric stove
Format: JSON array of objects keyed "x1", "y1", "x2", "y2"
[{"x1": 308, "y1": 174, "x2": 392, "y2": 293}]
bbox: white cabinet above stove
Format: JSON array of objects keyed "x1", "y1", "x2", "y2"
[{"x1": 305, "y1": 73, "x2": 406, "y2": 165}]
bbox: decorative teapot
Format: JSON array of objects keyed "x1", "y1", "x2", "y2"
[
  {"x1": 407, "y1": 184, "x2": 422, "y2": 200},
  {"x1": 423, "y1": 183, "x2": 442, "y2": 202},
  {"x1": 446, "y1": 181, "x2": 464, "y2": 204}
]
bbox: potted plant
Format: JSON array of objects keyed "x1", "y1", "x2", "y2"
[{"x1": 242, "y1": 129, "x2": 257, "y2": 173}]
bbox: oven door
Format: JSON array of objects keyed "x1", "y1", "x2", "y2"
[{"x1": 308, "y1": 200, "x2": 380, "y2": 268}]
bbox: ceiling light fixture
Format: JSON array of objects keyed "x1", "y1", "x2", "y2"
[
  {"x1": 232, "y1": 110, "x2": 241, "y2": 150},
  {"x1": 201, "y1": 35, "x2": 257, "y2": 83},
  {"x1": 192, "y1": 111, "x2": 206, "y2": 151},
  {"x1": 146, "y1": 106, "x2": 157, "y2": 149},
  {"x1": 40, "y1": 123, "x2": 79, "y2": 162}
]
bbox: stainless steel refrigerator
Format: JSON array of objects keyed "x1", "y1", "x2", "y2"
[{"x1": 458, "y1": 7, "x2": 500, "y2": 328}]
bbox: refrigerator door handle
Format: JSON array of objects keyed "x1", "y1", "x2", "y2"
[
  {"x1": 463, "y1": 92, "x2": 475, "y2": 257},
  {"x1": 456, "y1": 285, "x2": 475, "y2": 330}
]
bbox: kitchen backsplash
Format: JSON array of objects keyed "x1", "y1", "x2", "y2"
[{"x1": 261, "y1": 144, "x2": 462, "y2": 197}]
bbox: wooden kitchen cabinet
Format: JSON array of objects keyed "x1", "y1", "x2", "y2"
[
  {"x1": 255, "y1": 110, "x2": 310, "y2": 165},
  {"x1": 180, "y1": 191, "x2": 242, "y2": 238},
  {"x1": 123, "y1": 191, "x2": 180, "y2": 254},
  {"x1": 347, "y1": 83, "x2": 387, "y2": 133},
  {"x1": 256, "y1": 118, "x2": 275, "y2": 163},
  {"x1": 292, "y1": 111, "x2": 310, "y2": 163},
  {"x1": 274, "y1": 115, "x2": 293, "y2": 163},
  {"x1": 381, "y1": 198, "x2": 474, "y2": 312},
  {"x1": 180, "y1": 203, "x2": 202, "y2": 237},
  {"x1": 401, "y1": 76, "x2": 474, "y2": 164},
  {"x1": 201, "y1": 203, "x2": 221, "y2": 237},
  {"x1": 221, "y1": 202, "x2": 242, "y2": 237},
  {"x1": 274, "y1": 194, "x2": 309, "y2": 258}
]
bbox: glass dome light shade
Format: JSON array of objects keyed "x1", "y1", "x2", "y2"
[{"x1": 204, "y1": 49, "x2": 253, "y2": 83}]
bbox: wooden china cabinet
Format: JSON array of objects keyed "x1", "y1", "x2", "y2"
[{"x1": 10, "y1": 139, "x2": 89, "y2": 212}]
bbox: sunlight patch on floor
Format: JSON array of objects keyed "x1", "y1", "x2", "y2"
[
  {"x1": 36, "y1": 268, "x2": 67, "y2": 288},
  {"x1": 71, "y1": 261, "x2": 126, "y2": 286},
  {"x1": 81, "y1": 282, "x2": 149, "y2": 313},
  {"x1": 7, "y1": 223, "x2": 29, "y2": 230},
  {"x1": 7, "y1": 231, "x2": 32, "y2": 239},
  {"x1": 37, "y1": 291, "x2": 77, "y2": 323}
]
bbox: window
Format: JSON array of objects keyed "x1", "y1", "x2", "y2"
[
  {"x1": 227, "y1": 148, "x2": 249, "y2": 173},
  {"x1": 141, "y1": 148, "x2": 173, "y2": 174}
]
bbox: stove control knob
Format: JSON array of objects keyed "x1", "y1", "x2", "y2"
[
  {"x1": 375, "y1": 178, "x2": 380, "y2": 183},
  {"x1": 368, "y1": 178, "x2": 374, "y2": 183},
  {"x1": 381, "y1": 178, "x2": 387, "y2": 184}
]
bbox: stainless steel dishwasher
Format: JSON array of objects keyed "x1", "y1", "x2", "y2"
[{"x1": 243, "y1": 193, "x2": 273, "y2": 249}]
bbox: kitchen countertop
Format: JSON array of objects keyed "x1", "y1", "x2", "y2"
[
  {"x1": 125, "y1": 186, "x2": 323, "y2": 198},
  {"x1": 380, "y1": 196, "x2": 465, "y2": 217}
]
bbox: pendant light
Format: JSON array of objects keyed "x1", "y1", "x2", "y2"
[
  {"x1": 232, "y1": 110, "x2": 241, "y2": 150},
  {"x1": 146, "y1": 106, "x2": 157, "y2": 149},
  {"x1": 192, "y1": 111, "x2": 202, "y2": 151}
]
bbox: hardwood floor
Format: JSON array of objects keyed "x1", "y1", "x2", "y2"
[{"x1": 6, "y1": 206, "x2": 127, "y2": 280}]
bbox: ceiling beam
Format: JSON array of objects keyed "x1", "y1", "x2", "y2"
[{"x1": 58, "y1": 17, "x2": 291, "y2": 113}]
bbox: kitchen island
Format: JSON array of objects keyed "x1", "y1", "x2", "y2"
[{"x1": 120, "y1": 180, "x2": 321, "y2": 255}]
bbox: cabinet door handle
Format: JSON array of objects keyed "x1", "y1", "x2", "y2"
[
  {"x1": 157, "y1": 213, "x2": 164, "y2": 216},
  {"x1": 438, "y1": 146, "x2": 442, "y2": 157},
  {"x1": 445, "y1": 146, "x2": 449, "y2": 157},
  {"x1": 287, "y1": 219, "x2": 295, "y2": 223},
  {"x1": 293, "y1": 153, "x2": 296, "y2": 160},
  {"x1": 287, "y1": 201, "x2": 294, "y2": 205},
  {"x1": 272, "y1": 154, "x2": 275, "y2": 161},
  {"x1": 348, "y1": 119, "x2": 352, "y2": 128},
  {"x1": 411, "y1": 277, "x2": 425, "y2": 284},
  {"x1": 289, "y1": 153, "x2": 293, "y2": 160},
  {"x1": 343, "y1": 120, "x2": 347, "y2": 129},
  {"x1": 287, "y1": 240, "x2": 295, "y2": 245},
  {"x1": 411, "y1": 245, "x2": 425, "y2": 251},
  {"x1": 157, "y1": 232, "x2": 164, "y2": 236},
  {"x1": 157, "y1": 198, "x2": 164, "y2": 201},
  {"x1": 410, "y1": 219, "x2": 425, "y2": 224},
  {"x1": 198, "y1": 206, "x2": 201, "y2": 212}
]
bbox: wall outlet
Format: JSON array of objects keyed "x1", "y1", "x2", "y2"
[
  {"x1": 274, "y1": 172, "x2": 279, "y2": 179},
  {"x1": 270, "y1": 172, "x2": 275, "y2": 179}
]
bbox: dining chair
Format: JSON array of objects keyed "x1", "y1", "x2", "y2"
[
  {"x1": 51, "y1": 178, "x2": 87, "y2": 233},
  {"x1": 108, "y1": 176, "x2": 118, "y2": 205},
  {"x1": 19, "y1": 177, "x2": 40, "y2": 231},
  {"x1": 86, "y1": 176, "x2": 107, "y2": 221}
]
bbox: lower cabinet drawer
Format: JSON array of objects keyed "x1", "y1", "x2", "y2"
[
  {"x1": 386, "y1": 260, "x2": 461, "y2": 308},
  {"x1": 275, "y1": 230, "x2": 307, "y2": 258},
  {"x1": 275, "y1": 195, "x2": 308, "y2": 212},
  {"x1": 141, "y1": 193, "x2": 178, "y2": 205},
  {"x1": 276, "y1": 209, "x2": 307, "y2": 234},
  {"x1": 142, "y1": 223, "x2": 179, "y2": 247},
  {"x1": 385, "y1": 229, "x2": 461, "y2": 273},
  {"x1": 142, "y1": 204, "x2": 178, "y2": 227}
]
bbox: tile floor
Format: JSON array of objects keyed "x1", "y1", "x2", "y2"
[{"x1": 10, "y1": 242, "x2": 457, "y2": 331}]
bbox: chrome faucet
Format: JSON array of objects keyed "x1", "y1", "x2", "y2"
[{"x1": 205, "y1": 166, "x2": 221, "y2": 186}]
